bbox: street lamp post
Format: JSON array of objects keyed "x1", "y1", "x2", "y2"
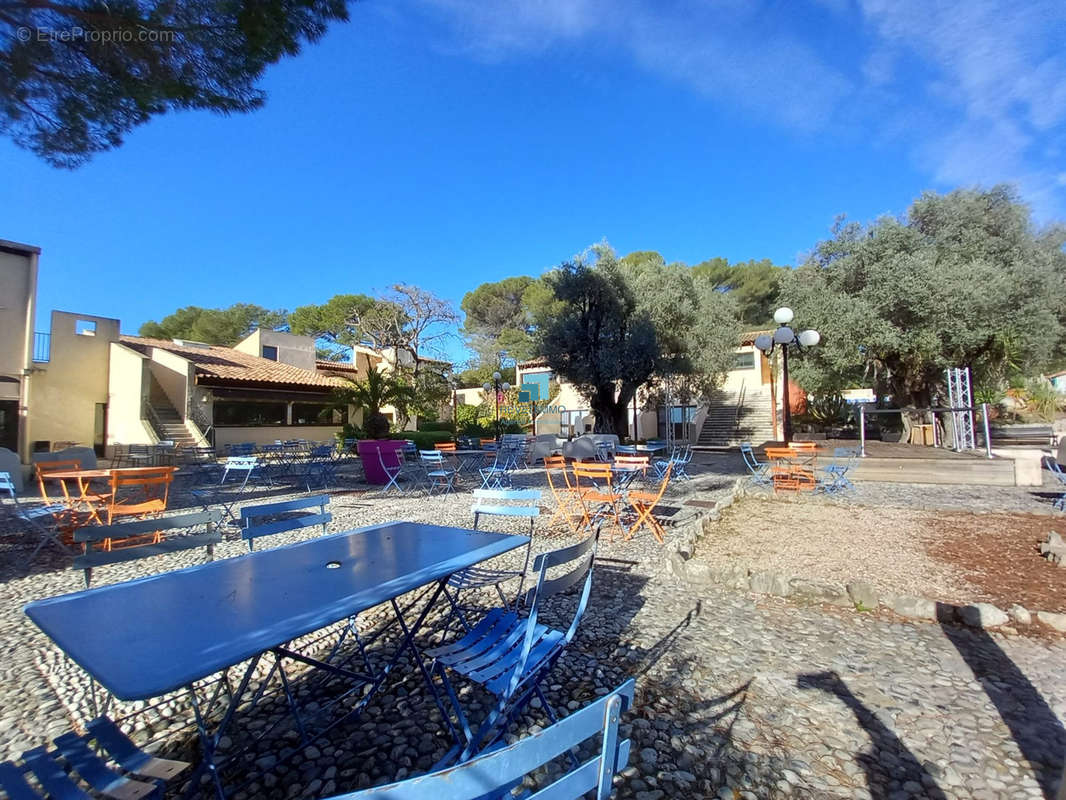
[
  {"x1": 448, "y1": 376, "x2": 458, "y2": 444},
  {"x1": 753, "y1": 307, "x2": 820, "y2": 444}
]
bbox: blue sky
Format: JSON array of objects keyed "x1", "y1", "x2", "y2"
[{"x1": 3, "y1": 0, "x2": 1065, "y2": 364}]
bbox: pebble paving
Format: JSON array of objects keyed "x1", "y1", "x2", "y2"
[{"x1": 0, "y1": 456, "x2": 1063, "y2": 799}]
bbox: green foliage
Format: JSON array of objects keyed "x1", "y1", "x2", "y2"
[
  {"x1": 330, "y1": 370, "x2": 416, "y2": 440},
  {"x1": 460, "y1": 276, "x2": 542, "y2": 364},
  {"x1": 334, "y1": 422, "x2": 364, "y2": 444},
  {"x1": 454, "y1": 403, "x2": 489, "y2": 436},
  {"x1": 454, "y1": 363, "x2": 515, "y2": 388},
  {"x1": 289, "y1": 294, "x2": 376, "y2": 348},
  {"x1": 389, "y1": 430, "x2": 454, "y2": 450},
  {"x1": 417, "y1": 420, "x2": 455, "y2": 433},
  {"x1": 2, "y1": 0, "x2": 349, "y2": 167},
  {"x1": 781, "y1": 187, "x2": 1066, "y2": 405},
  {"x1": 139, "y1": 303, "x2": 288, "y2": 345},
  {"x1": 691, "y1": 257, "x2": 791, "y2": 325},
  {"x1": 1022, "y1": 378, "x2": 1060, "y2": 422},
  {"x1": 805, "y1": 393, "x2": 851, "y2": 426}
]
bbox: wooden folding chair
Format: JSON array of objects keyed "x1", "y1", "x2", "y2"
[
  {"x1": 625, "y1": 463, "x2": 672, "y2": 543},
  {"x1": 543, "y1": 455, "x2": 581, "y2": 534},
  {"x1": 571, "y1": 462, "x2": 623, "y2": 537}
]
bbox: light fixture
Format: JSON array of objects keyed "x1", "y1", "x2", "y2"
[
  {"x1": 501, "y1": 382, "x2": 510, "y2": 391},
  {"x1": 798, "y1": 329, "x2": 821, "y2": 347},
  {"x1": 773, "y1": 307, "x2": 794, "y2": 325},
  {"x1": 773, "y1": 327, "x2": 796, "y2": 345},
  {"x1": 482, "y1": 382, "x2": 491, "y2": 392},
  {"x1": 754, "y1": 334, "x2": 773, "y2": 353},
  {"x1": 492, "y1": 371, "x2": 501, "y2": 381}
]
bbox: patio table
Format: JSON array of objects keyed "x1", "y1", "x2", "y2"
[
  {"x1": 25, "y1": 521, "x2": 529, "y2": 798},
  {"x1": 42, "y1": 467, "x2": 177, "y2": 528}
]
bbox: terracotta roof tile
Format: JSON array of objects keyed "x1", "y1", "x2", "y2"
[{"x1": 120, "y1": 336, "x2": 344, "y2": 389}]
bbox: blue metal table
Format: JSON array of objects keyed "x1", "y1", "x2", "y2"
[{"x1": 25, "y1": 521, "x2": 529, "y2": 797}]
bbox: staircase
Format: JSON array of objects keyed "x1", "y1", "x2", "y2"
[
  {"x1": 698, "y1": 388, "x2": 776, "y2": 447},
  {"x1": 146, "y1": 375, "x2": 202, "y2": 448}
]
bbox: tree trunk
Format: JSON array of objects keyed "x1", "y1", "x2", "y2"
[{"x1": 589, "y1": 384, "x2": 633, "y2": 438}]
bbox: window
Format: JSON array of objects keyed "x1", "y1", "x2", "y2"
[
  {"x1": 733, "y1": 351, "x2": 755, "y2": 370},
  {"x1": 75, "y1": 319, "x2": 97, "y2": 336},
  {"x1": 261, "y1": 345, "x2": 278, "y2": 361},
  {"x1": 292, "y1": 403, "x2": 347, "y2": 426},
  {"x1": 213, "y1": 401, "x2": 287, "y2": 427}
]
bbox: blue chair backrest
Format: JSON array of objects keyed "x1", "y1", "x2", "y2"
[
  {"x1": 615, "y1": 444, "x2": 637, "y2": 455},
  {"x1": 471, "y1": 488, "x2": 541, "y2": 524},
  {"x1": 0, "y1": 471, "x2": 14, "y2": 499},
  {"x1": 320, "y1": 678, "x2": 635, "y2": 800},
  {"x1": 420, "y1": 450, "x2": 446, "y2": 465},
  {"x1": 522, "y1": 533, "x2": 597, "y2": 645},
  {"x1": 240, "y1": 495, "x2": 331, "y2": 551}
]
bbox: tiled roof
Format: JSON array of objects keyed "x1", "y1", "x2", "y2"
[
  {"x1": 740, "y1": 329, "x2": 775, "y2": 345},
  {"x1": 119, "y1": 336, "x2": 344, "y2": 389}
]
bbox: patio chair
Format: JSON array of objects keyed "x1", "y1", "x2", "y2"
[
  {"x1": 479, "y1": 454, "x2": 513, "y2": 490},
  {"x1": 302, "y1": 444, "x2": 337, "y2": 492},
  {"x1": 1046, "y1": 458, "x2": 1066, "y2": 511},
  {"x1": 227, "y1": 442, "x2": 256, "y2": 457},
  {"x1": 594, "y1": 440, "x2": 615, "y2": 462},
  {"x1": 33, "y1": 460, "x2": 104, "y2": 533},
  {"x1": 740, "y1": 442, "x2": 772, "y2": 488},
  {"x1": 105, "y1": 466, "x2": 176, "y2": 525},
  {"x1": 571, "y1": 462, "x2": 623, "y2": 536},
  {"x1": 191, "y1": 456, "x2": 260, "y2": 524},
  {"x1": 240, "y1": 495, "x2": 331, "y2": 551},
  {"x1": 615, "y1": 444, "x2": 638, "y2": 455},
  {"x1": 543, "y1": 455, "x2": 581, "y2": 534},
  {"x1": 0, "y1": 471, "x2": 69, "y2": 565},
  {"x1": 446, "y1": 488, "x2": 539, "y2": 613},
  {"x1": 435, "y1": 441, "x2": 457, "y2": 452},
  {"x1": 426, "y1": 531, "x2": 598, "y2": 764},
  {"x1": 316, "y1": 678, "x2": 634, "y2": 800},
  {"x1": 624, "y1": 463, "x2": 672, "y2": 543},
  {"x1": 819, "y1": 447, "x2": 858, "y2": 494},
  {"x1": 0, "y1": 715, "x2": 189, "y2": 800},
  {"x1": 420, "y1": 450, "x2": 457, "y2": 495},
  {"x1": 377, "y1": 448, "x2": 423, "y2": 495}
]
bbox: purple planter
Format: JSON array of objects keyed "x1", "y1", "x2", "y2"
[{"x1": 357, "y1": 439, "x2": 406, "y2": 485}]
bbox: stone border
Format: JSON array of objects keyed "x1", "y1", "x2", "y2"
[{"x1": 661, "y1": 480, "x2": 1066, "y2": 635}]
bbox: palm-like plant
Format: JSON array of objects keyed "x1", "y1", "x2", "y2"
[{"x1": 331, "y1": 369, "x2": 416, "y2": 439}]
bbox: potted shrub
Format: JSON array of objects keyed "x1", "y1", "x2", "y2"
[{"x1": 330, "y1": 370, "x2": 416, "y2": 484}]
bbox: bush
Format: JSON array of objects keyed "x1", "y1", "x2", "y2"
[
  {"x1": 388, "y1": 430, "x2": 454, "y2": 450},
  {"x1": 418, "y1": 420, "x2": 455, "y2": 433},
  {"x1": 333, "y1": 423, "x2": 364, "y2": 445}
]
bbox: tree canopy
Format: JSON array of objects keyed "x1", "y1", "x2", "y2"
[
  {"x1": 780, "y1": 186, "x2": 1066, "y2": 405},
  {"x1": 459, "y1": 275, "x2": 543, "y2": 364},
  {"x1": 289, "y1": 293, "x2": 376, "y2": 358},
  {"x1": 1, "y1": 0, "x2": 350, "y2": 167},
  {"x1": 692, "y1": 257, "x2": 790, "y2": 326},
  {"x1": 139, "y1": 303, "x2": 287, "y2": 345},
  {"x1": 536, "y1": 245, "x2": 741, "y2": 437}
]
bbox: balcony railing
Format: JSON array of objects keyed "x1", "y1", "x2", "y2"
[{"x1": 33, "y1": 332, "x2": 50, "y2": 363}]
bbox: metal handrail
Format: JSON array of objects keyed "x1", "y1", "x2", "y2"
[{"x1": 733, "y1": 380, "x2": 746, "y2": 429}]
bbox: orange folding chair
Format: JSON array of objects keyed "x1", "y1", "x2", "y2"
[
  {"x1": 625, "y1": 463, "x2": 672, "y2": 543},
  {"x1": 34, "y1": 461, "x2": 106, "y2": 538},
  {"x1": 435, "y1": 442, "x2": 457, "y2": 452},
  {"x1": 571, "y1": 461, "x2": 623, "y2": 537},
  {"x1": 102, "y1": 467, "x2": 176, "y2": 549},
  {"x1": 543, "y1": 455, "x2": 580, "y2": 534}
]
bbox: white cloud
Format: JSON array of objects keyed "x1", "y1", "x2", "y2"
[{"x1": 414, "y1": 0, "x2": 1066, "y2": 216}]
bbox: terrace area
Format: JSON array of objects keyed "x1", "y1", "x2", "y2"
[{"x1": 0, "y1": 442, "x2": 1064, "y2": 799}]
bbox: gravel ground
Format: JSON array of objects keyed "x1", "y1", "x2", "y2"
[
  {"x1": 695, "y1": 498, "x2": 979, "y2": 602},
  {"x1": 0, "y1": 458, "x2": 1063, "y2": 799}
]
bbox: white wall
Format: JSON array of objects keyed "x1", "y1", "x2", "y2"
[
  {"x1": 214, "y1": 425, "x2": 341, "y2": 449},
  {"x1": 149, "y1": 348, "x2": 193, "y2": 415},
  {"x1": 107, "y1": 343, "x2": 156, "y2": 446}
]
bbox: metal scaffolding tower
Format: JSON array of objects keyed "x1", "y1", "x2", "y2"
[{"x1": 946, "y1": 367, "x2": 975, "y2": 450}]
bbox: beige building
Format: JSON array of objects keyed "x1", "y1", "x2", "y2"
[{"x1": 0, "y1": 240, "x2": 39, "y2": 457}]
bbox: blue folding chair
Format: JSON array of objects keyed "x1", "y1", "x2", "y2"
[
  {"x1": 0, "y1": 471, "x2": 69, "y2": 565},
  {"x1": 447, "y1": 489, "x2": 539, "y2": 614},
  {"x1": 420, "y1": 450, "x2": 458, "y2": 495},
  {"x1": 1046, "y1": 457, "x2": 1066, "y2": 511},
  {"x1": 378, "y1": 448, "x2": 423, "y2": 495},
  {"x1": 303, "y1": 444, "x2": 337, "y2": 491},
  {"x1": 0, "y1": 715, "x2": 188, "y2": 800},
  {"x1": 426, "y1": 531, "x2": 598, "y2": 764},
  {"x1": 479, "y1": 455, "x2": 513, "y2": 490},
  {"x1": 740, "y1": 443, "x2": 772, "y2": 488},
  {"x1": 191, "y1": 456, "x2": 259, "y2": 524},
  {"x1": 819, "y1": 447, "x2": 858, "y2": 493},
  {"x1": 615, "y1": 444, "x2": 638, "y2": 455},
  {"x1": 319, "y1": 678, "x2": 635, "y2": 800}
]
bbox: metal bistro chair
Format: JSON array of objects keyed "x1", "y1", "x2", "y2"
[
  {"x1": 446, "y1": 489, "x2": 539, "y2": 617},
  {"x1": 426, "y1": 531, "x2": 598, "y2": 764},
  {"x1": 378, "y1": 447, "x2": 423, "y2": 495},
  {"x1": 740, "y1": 442, "x2": 772, "y2": 488},
  {"x1": 479, "y1": 453, "x2": 513, "y2": 490},
  {"x1": 571, "y1": 462, "x2": 623, "y2": 536},
  {"x1": 1046, "y1": 457, "x2": 1066, "y2": 511},
  {"x1": 316, "y1": 678, "x2": 634, "y2": 800},
  {"x1": 0, "y1": 716, "x2": 189, "y2": 800},
  {"x1": 624, "y1": 463, "x2": 672, "y2": 544},
  {"x1": 191, "y1": 456, "x2": 259, "y2": 525},
  {"x1": 0, "y1": 471, "x2": 69, "y2": 565},
  {"x1": 543, "y1": 455, "x2": 581, "y2": 535},
  {"x1": 419, "y1": 450, "x2": 458, "y2": 495},
  {"x1": 302, "y1": 444, "x2": 337, "y2": 492},
  {"x1": 819, "y1": 447, "x2": 858, "y2": 494}
]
